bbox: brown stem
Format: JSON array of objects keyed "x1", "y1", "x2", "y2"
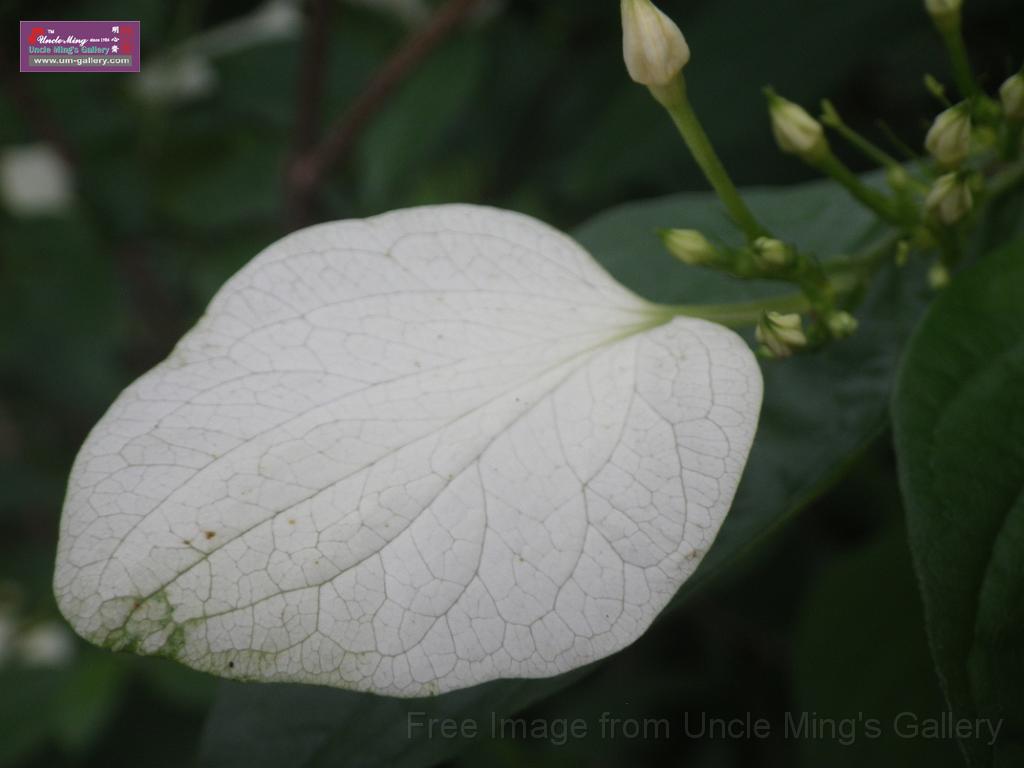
[
  {"x1": 285, "y1": 0, "x2": 331, "y2": 225},
  {"x1": 286, "y1": 0, "x2": 480, "y2": 226}
]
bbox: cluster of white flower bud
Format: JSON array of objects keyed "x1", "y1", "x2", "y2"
[
  {"x1": 756, "y1": 312, "x2": 808, "y2": 358},
  {"x1": 618, "y1": 0, "x2": 1006, "y2": 349}
]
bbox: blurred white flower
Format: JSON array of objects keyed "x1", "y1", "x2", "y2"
[
  {"x1": 193, "y1": 0, "x2": 302, "y2": 57},
  {"x1": 134, "y1": 0, "x2": 302, "y2": 106},
  {"x1": 15, "y1": 621, "x2": 76, "y2": 668},
  {"x1": 133, "y1": 54, "x2": 217, "y2": 104},
  {"x1": 0, "y1": 143, "x2": 74, "y2": 216}
]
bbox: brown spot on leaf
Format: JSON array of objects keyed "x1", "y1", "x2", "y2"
[{"x1": 204, "y1": 531, "x2": 216, "y2": 540}]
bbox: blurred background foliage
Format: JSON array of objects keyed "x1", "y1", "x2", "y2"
[{"x1": 0, "y1": 0, "x2": 1021, "y2": 765}]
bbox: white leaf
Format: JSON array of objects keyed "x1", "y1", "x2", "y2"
[{"x1": 55, "y1": 205, "x2": 762, "y2": 696}]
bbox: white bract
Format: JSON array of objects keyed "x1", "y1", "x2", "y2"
[{"x1": 55, "y1": 205, "x2": 762, "y2": 696}]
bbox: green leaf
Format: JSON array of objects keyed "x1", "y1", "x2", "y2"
[
  {"x1": 198, "y1": 176, "x2": 929, "y2": 768},
  {"x1": 0, "y1": 215, "x2": 128, "y2": 413},
  {"x1": 356, "y1": 39, "x2": 484, "y2": 210},
  {"x1": 200, "y1": 671, "x2": 587, "y2": 768},
  {"x1": 794, "y1": 516, "x2": 962, "y2": 768},
  {"x1": 50, "y1": 650, "x2": 126, "y2": 752},
  {"x1": 156, "y1": 131, "x2": 283, "y2": 231},
  {"x1": 892, "y1": 239, "x2": 1024, "y2": 767},
  {"x1": 0, "y1": 668, "x2": 63, "y2": 766},
  {"x1": 0, "y1": 649, "x2": 124, "y2": 765}
]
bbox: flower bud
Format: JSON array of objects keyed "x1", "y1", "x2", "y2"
[
  {"x1": 620, "y1": 0, "x2": 690, "y2": 87},
  {"x1": 925, "y1": 173, "x2": 973, "y2": 225},
  {"x1": 756, "y1": 312, "x2": 807, "y2": 358},
  {"x1": 925, "y1": 103, "x2": 971, "y2": 166},
  {"x1": 924, "y1": 0, "x2": 962, "y2": 23},
  {"x1": 662, "y1": 228, "x2": 716, "y2": 266},
  {"x1": 924, "y1": 74, "x2": 947, "y2": 102},
  {"x1": 928, "y1": 263, "x2": 951, "y2": 289},
  {"x1": 751, "y1": 237, "x2": 794, "y2": 270},
  {"x1": 886, "y1": 166, "x2": 911, "y2": 194},
  {"x1": 766, "y1": 90, "x2": 828, "y2": 162},
  {"x1": 1000, "y1": 73, "x2": 1024, "y2": 122},
  {"x1": 826, "y1": 311, "x2": 858, "y2": 339}
]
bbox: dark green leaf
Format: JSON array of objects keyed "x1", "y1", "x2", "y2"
[
  {"x1": 355, "y1": 39, "x2": 484, "y2": 210},
  {"x1": 892, "y1": 239, "x2": 1024, "y2": 767},
  {"x1": 50, "y1": 650, "x2": 126, "y2": 752},
  {"x1": 794, "y1": 517, "x2": 962, "y2": 767},
  {"x1": 199, "y1": 670, "x2": 587, "y2": 768},
  {"x1": 0, "y1": 667, "x2": 62, "y2": 766}
]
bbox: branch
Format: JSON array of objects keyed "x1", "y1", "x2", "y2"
[
  {"x1": 285, "y1": 0, "x2": 331, "y2": 224},
  {"x1": 286, "y1": 0, "x2": 481, "y2": 226}
]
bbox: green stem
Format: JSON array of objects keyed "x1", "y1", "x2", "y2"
[
  {"x1": 813, "y1": 151, "x2": 907, "y2": 226},
  {"x1": 653, "y1": 263, "x2": 869, "y2": 329},
  {"x1": 825, "y1": 232, "x2": 903, "y2": 281},
  {"x1": 936, "y1": 16, "x2": 978, "y2": 99},
  {"x1": 656, "y1": 292, "x2": 811, "y2": 329},
  {"x1": 653, "y1": 226, "x2": 905, "y2": 330},
  {"x1": 650, "y1": 77, "x2": 769, "y2": 242},
  {"x1": 821, "y1": 101, "x2": 900, "y2": 170}
]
